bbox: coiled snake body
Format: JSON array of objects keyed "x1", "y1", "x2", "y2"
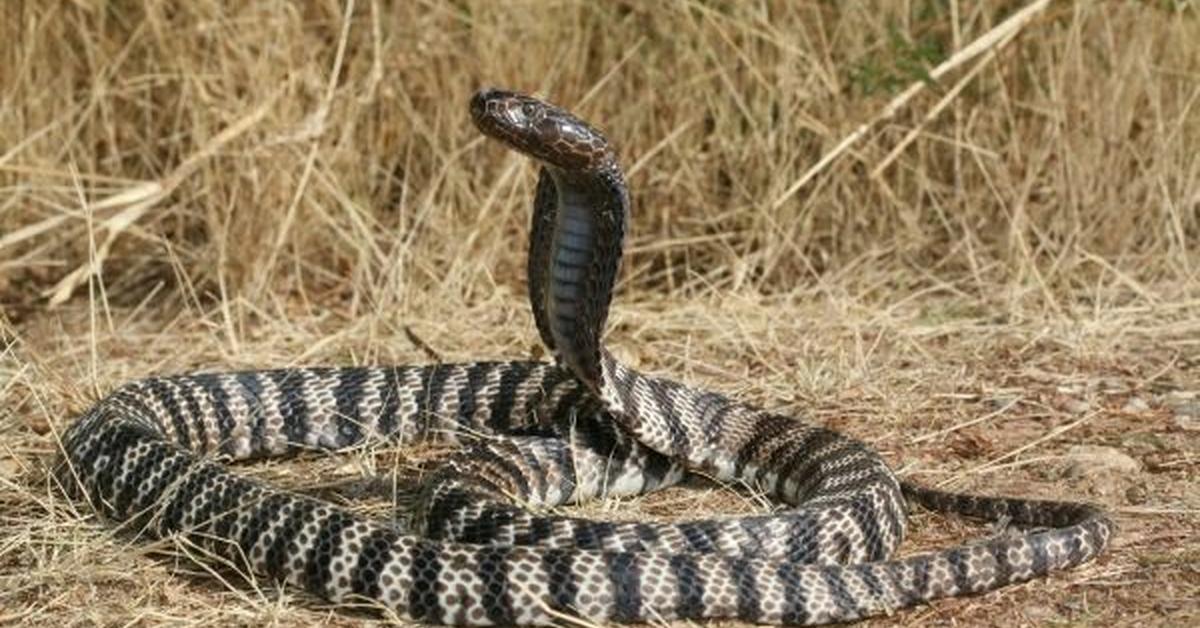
[{"x1": 58, "y1": 88, "x2": 1114, "y2": 625}]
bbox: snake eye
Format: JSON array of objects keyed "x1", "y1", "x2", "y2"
[{"x1": 521, "y1": 102, "x2": 538, "y2": 119}]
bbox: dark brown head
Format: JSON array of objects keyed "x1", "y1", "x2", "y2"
[{"x1": 470, "y1": 88, "x2": 614, "y2": 172}]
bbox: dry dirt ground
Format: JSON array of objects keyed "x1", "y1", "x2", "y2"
[
  {"x1": 3, "y1": 284, "x2": 1198, "y2": 626},
  {"x1": 2, "y1": 1, "x2": 1199, "y2": 626}
]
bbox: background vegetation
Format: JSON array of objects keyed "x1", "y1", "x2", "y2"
[{"x1": 1, "y1": 1, "x2": 1196, "y2": 625}]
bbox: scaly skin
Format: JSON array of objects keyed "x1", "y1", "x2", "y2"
[{"x1": 55, "y1": 88, "x2": 1114, "y2": 625}]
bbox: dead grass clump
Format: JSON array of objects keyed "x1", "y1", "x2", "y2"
[
  {"x1": 1, "y1": 1, "x2": 1197, "y2": 314},
  {"x1": 2, "y1": 1, "x2": 1198, "y2": 626}
]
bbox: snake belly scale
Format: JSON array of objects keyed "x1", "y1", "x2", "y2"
[{"x1": 56, "y1": 88, "x2": 1114, "y2": 625}]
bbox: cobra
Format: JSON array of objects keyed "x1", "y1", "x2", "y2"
[{"x1": 56, "y1": 87, "x2": 1114, "y2": 625}]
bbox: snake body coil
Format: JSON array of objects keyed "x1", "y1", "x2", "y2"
[{"x1": 57, "y1": 88, "x2": 1114, "y2": 625}]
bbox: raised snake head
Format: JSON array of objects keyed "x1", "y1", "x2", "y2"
[{"x1": 471, "y1": 88, "x2": 614, "y2": 173}]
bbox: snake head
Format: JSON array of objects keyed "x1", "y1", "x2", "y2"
[{"x1": 471, "y1": 88, "x2": 614, "y2": 172}]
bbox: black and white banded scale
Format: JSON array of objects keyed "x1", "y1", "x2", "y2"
[{"x1": 57, "y1": 88, "x2": 1114, "y2": 625}]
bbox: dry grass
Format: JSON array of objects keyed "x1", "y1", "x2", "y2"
[{"x1": 2, "y1": 0, "x2": 1198, "y2": 626}]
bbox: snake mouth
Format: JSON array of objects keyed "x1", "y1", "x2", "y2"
[
  {"x1": 468, "y1": 87, "x2": 511, "y2": 129},
  {"x1": 470, "y1": 87, "x2": 613, "y2": 172}
]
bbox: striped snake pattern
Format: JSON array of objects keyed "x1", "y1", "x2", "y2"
[{"x1": 56, "y1": 88, "x2": 1114, "y2": 625}]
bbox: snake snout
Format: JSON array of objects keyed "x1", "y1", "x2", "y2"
[
  {"x1": 469, "y1": 87, "x2": 510, "y2": 124},
  {"x1": 469, "y1": 87, "x2": 509, "y2": 136},
  {"x1": 469, "y1": 88, "x2": 491, "y2": 122}
]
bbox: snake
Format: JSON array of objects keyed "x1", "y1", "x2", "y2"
[{"x1": 56, "y1": 87, "x2": 1115, "y2": 625}]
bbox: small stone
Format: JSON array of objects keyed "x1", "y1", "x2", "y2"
[
  {"x1": 1125, "y1": 484, "x2": 1148, "y2": 505},
  {"x1": 1170, "y1": 399, "x2": 1200, "y2": 431},
  {"x1": 988, "y1": 395, "x2": 1021, "y2": 410},
  {"x1": 1122, "y1": 397, "x2": 1150, "y2": 413},
  {"x1": 1062, "y1": 398, "x2": 1091, "y2": 414},
  {"x1": 0, "y1": 456, "x2": 22, "y2": 480},
  {"x1": 1021, "y1": 603, "x2": 1061, "y2": 623},
  {"x1": 1174, "y1": 412, "x2": 1200, "y2": 432},
  {"x1": 335, "y1": 461, "x2": 363, "y2": 476},
  {"x1": 23, "y1": 414, "x2": 51, "y2": 435},
  {"x1": 1099, "y1": 378, "x2": 1129, "y2": 394},
  {"x1": 1171, "y1": 400, "x2": 1200, "y2": 418},
  {"x1": 1063, "y1": 445, "x2": 1141, "y2": 478}
]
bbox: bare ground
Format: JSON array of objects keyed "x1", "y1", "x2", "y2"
[
  {"x1": 2, "y1": 1, "x2": 1199, "y2": 626},
  {"x1": 3, "y1": 281, "x2": 1197, "y2": 626}
]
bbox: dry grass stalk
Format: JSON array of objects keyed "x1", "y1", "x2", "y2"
[{"x1": 1, "y1": 1, "x2": 1198, "y2": 626}]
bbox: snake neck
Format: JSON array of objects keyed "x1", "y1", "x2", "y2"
[{"x1": 530, "y1": 163, "x2": 628, "y2": 393}]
